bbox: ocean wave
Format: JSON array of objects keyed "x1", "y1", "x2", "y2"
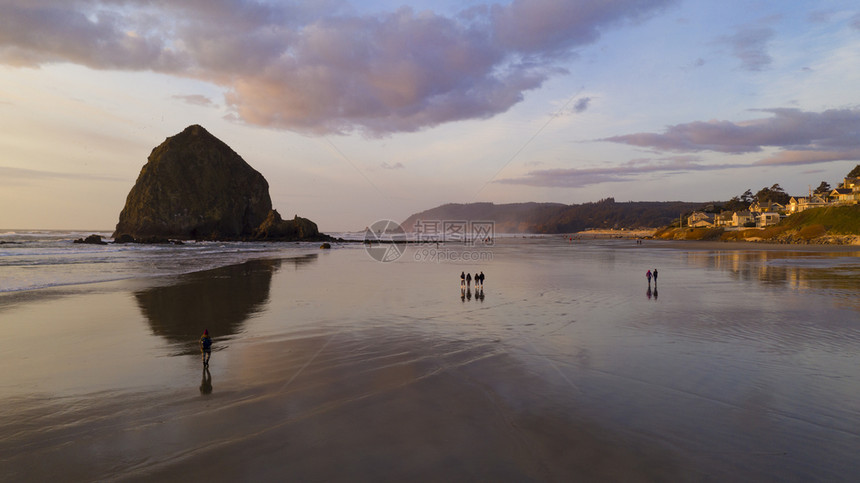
[{"x1": 0, "y1": 231, "x2": 326, "y2": 293}]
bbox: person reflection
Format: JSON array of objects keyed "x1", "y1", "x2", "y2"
[
  {"x1": 200, "y1": 366, "x2": 212, "y2": 395},
  {"x1": 653, "y1": 287, "x2": 658, "y2": 300},
  {"x1": 461, "y1": 288, "x2": 466, "y2": 302},
  {"x1": 646, "y1": 285, "x2": 652, "y2": 300},
  {"x1": 477, "y1": 288, "x2": 485, "y2": 302},
  {"x1": 466, "y1": 287, "x2": 472, "y2": 301}
]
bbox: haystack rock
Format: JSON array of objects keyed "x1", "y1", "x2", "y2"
[{"x1": 113, "y1": 125, "x2": 325, "y2": 242}]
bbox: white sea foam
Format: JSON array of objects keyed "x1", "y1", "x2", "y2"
[{"x1": 0, "y1": 230, "x2": 326, "y2": 293}]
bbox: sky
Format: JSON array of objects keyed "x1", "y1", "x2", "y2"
[{"x1": 1, "y1": 0, "x2": 859, "y2": 232}]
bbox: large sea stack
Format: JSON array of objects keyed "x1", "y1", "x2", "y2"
[{"x1": 113, "y1": 125, "x2": 325, "y2": 242}]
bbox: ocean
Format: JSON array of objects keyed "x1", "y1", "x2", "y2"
[
  {"x1": 0, "y1": 229, "x2": 326, "y2": 293},
  {"x1": 1, "y1": 233, "x2": 859, "y2": 480}
]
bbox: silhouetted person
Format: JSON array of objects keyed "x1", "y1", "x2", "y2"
[
  {"x1": 479, "y1": 271, "x2": 485, "y2": 288},
  {"x1": 474, "y1": 273, "x2": 479, "y2": 289},
  {"x1": 646, "y1": 269, "x2": 652, "y2": 285},
  {"x1": 653, "y1": 269, "x2": 658, "y2": 283},
  {"x1": 200, "y1": 329, "x2": 212, "y2": 366},
  {"x1": 466, "y1": 273, "x2": 472, "y2": 287},
  {"x1": 200, "y1": 366, "x2": 212, "y2": 395},
  {"x1": 460, "y1": 271, "x2": 465, "y2": 288}
]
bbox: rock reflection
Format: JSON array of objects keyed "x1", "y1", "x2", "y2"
[{"x1": 135, "y1": 255, "x2": 317, "y2": 354}]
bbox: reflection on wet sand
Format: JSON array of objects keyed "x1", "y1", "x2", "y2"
[
  {"x1": 461, "y1": 287, "x2": 485, "y2": 302},
  {"x1": 200, "y1": 367, "x2": 212, "y2": 395},
  {"x1": 684, "y1": 249, "x2": 860, "y2": 307},
  {"x1": 134, "y1": 255, "x2": 317, "y2": 354}
]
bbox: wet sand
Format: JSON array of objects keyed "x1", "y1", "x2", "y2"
[
  {"x1": 1, "y1": 330, "x2": 686, "y2": 481},
  {"x1": 1, "y1": 239, "x2": 859, "y2": 481}
]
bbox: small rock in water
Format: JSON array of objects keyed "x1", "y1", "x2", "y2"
[{"x1": 74, "y1": 234, "x2": 107, "y2": 245}]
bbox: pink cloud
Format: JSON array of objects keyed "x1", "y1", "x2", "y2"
[
  {"x1": 0, "y1": 0, "x2": 675, "y2": 136},
  {"x1": 604, "y1": 108, "x2": 860, "y2": 162}
]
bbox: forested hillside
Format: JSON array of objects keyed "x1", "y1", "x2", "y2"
[{"x1": 402, "y1": 198, "x2": 704, "y2": 233}]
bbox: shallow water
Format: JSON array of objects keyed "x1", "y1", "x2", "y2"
[{"x1": 0, "y1": 238, "x2": 858, "y2": 480}]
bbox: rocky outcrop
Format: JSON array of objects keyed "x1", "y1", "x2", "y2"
[
  {"x1": 253, "y1": 209, "x2": 322, "y2": 240},
  {"x1": 113, "y1": 125, "x2": 328, "y2": 242},
  {"x1": 74, "y1": 234, "x2": 107, "y2": 245}
]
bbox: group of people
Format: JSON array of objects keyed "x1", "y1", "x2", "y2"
[
  {"x1": 460, "y1": 271, "x2": 485, "y2": 289},
  {"x1": 646, "y1": 269, "x2": 658, "y2": 284}
]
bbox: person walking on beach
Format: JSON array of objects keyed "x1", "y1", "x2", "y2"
[
  {"x1": 466, "y1": 272, "x2": 472, "y2": 287},
  {"x1": 479, "y1": 271, "x2": 485, "y2": 288},
  {"x1": 474, "y1": 273, "x2": 480, "y2": 289},
  {"x1": 653, "y1": 269, "x2": 658, "y2": 283},
  {"x1": 200, "y1": 329, "x2": 212, "y2": 366},
  {"x1": 460, "y1": 271, "x2": 465, "y2": 288},
  {"x1": 646, "y1": 269, "x2": 652, "y2": 285}
]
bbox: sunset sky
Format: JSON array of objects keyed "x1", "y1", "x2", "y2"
[{"x1": 1, "y1": 0, "x2": 859, "y2": 232}]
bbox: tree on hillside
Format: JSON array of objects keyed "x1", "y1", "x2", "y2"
[
  {"x1": 814, "y1": 181, "x2": 831, "y2": 195},
  {"x1": 847, "y1": 164, "x2": 860, "y2": 178},
  {"x1": 722, "y1": 188, "x2": 753, "y2": 212},
  {"x1": 755, "y1": 184, "x2": 790, "y2": 205}
]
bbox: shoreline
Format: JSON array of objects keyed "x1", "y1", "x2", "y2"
[{"x1": 644, "y1": 238, "x2": 860, "y2": 252}]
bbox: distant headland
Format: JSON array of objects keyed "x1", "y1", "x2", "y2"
[{"x1": 400, "y1": 164, "x2": 860, "y2": 245}]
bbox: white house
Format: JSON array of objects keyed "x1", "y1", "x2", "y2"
[
  {"x1": 830, "y1": 177, "x2": 860, "y2": 204},
  {"x1": 758, "y1": 212, "x2": 782, "y2": 227},
  {"x1": 749, "y1": 201, "x2": 785, "y2": 213},
  {"x1": 687, "y1": 211, "x2": 714, "y2": 228},
  {"x1": 715, "y1": 212, "x2": 734, "y2": 227},
  {"x1": 732, "y1": 211, "x2": 755, "y2": 227},
  {"x1": 788, "y1": 195, "x2": 828, "y2": 214}
]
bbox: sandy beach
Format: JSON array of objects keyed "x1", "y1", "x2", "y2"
[{"x1": 2, "y1": 238, "x2": 859, "y2": 481}]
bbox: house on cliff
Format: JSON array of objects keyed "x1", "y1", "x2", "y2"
[
  {"x1": 687, "y1": 211, "x2": 714, "y2": 228},
  {"x1": 829, "y1": 176, "x2": 860, "y2": 204},
  {"x1": 787, "y1": 195, "x2": 828, "y2": 214},
  {"x1": 732, "y1": 211, "x2": 755, "y2": 227}
]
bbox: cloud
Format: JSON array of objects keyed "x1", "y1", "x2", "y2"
[
  {"x1": 0, "y1": 0, "x2": 676, "y2": 136},
  {"x1": 603, "y1": 107, "x2": 860, "y2": 165},
  {"x1": 380, "y1": 162, "x2": 404, "y2": 170},
  {"x1": 172, "y1": 94, "x2": 216, "y2": 107},
  {"x1": 504, "y1": 107, "x2": 860, "y2": 188},
  {"x1": 496, "y1": 156, "x2": 744, "y2": 188},
  {"x1": 722, "y1": 25, "x2": 774, "y2": 71},
  {"x1": 572, "y1": 97, "x2": 591, "y2": 113}
]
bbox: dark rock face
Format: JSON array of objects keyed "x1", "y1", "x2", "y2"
[
  {"x1": 74, "y1": 234, "x2": 107, "y2": 245},
  {"x1": 113, "y1": 125, "x2": 273, "y2": 240},
  {"x1": 253, "y1": 210, "x2": 321, "y2": 240}
]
